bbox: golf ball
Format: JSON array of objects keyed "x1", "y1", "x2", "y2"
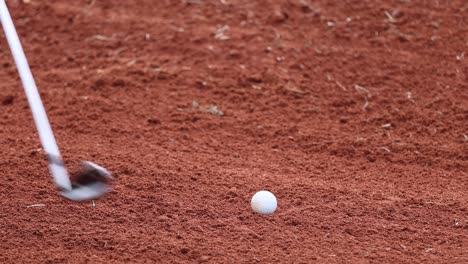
[{"x1": 251, "y1": 190, "x2": 277, "y2": 214}]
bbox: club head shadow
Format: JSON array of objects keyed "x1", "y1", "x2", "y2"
[{"x1": 60, "y1": 161, "x2": 113, "y2": 201}]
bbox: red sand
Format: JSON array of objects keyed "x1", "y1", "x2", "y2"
[{"x1": 0, "y1": 0, "x2": 467, "y2": 263}]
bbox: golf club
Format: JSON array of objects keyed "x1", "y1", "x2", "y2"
[{"x1": 0, "y1": 0, "x2": 112, "y2": 201}]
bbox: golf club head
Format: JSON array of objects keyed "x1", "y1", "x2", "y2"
[{"x1": 60, "y1": 161, "x2": 113, "y2": 201}]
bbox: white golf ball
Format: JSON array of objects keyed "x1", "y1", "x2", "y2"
[{"x1": 251, "y1": 190, "x2": 277, "y2": 215}]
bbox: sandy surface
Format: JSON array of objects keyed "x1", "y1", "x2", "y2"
[{"x1": 0, "y1": 0, "x2": 467, "y2": 263}]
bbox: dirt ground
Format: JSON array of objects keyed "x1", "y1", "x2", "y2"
[{"x1": 0, "y1": 0, "x2": 467, "y2": 263}]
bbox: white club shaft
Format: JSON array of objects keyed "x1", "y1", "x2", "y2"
[{"x1": 0, "y1": 0, "x2": 71, "y2": 190}]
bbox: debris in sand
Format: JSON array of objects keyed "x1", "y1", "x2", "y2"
[
  {"x1": 192, "y1": 101, "x2": 224, "y2": 116},
  {"x1": 89, "y1": 35, "x2": 113, "y2": 41},
  {"x1": 335, "y1": 81, "x2": 346, "y2": 91},
  {"x1": 26, "y1": 204, "x2": 46, "y2": 208},
  {"x1": 354, "y1": 84, "x2": 369, "y2": 93},
  {"x1": 379, "y1": 147, "x2": 391, "y2": 153},
  {"x1": 362, "y1": 95, "x2": 369, "y2": 110},
  {"x1": 214, "y1": 25, "x2": 230, "y2": 40},
  {"x1": 354, "y1": 85, "x2": 371, "y2": 111},
  {"x1": 384, "y1": 10, "x2": 396, "y2": 23},
  {"x1": 207, "y1": 105, "x2": 224, "y2": 116}
]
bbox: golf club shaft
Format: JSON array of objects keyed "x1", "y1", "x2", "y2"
[{"x1": 0, "y1": 0, "x2": 71, "y2": 190}]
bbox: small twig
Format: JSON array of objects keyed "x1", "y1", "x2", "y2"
[
  {"x1": 89, "y1": 35, "x2": 113, "y2": 41},
  {"x1": 112, "y1": 47, "x2": 127, "y2": 56},
  {"x1": 26, "y1": 204, "x2": 46, "y2": 208},
  {"x1": 335, "y1": 81, "x2": 347, "y2": 91},
  {"x1": 354, "y1": 84, "x2": 369, "y2": 93},
  {"x1": 362, "y1": 95, "x2": 369, "y2": 111},
  {"x1": 354, "y1": 85, "x2": 370, "y2": 111},
  {"x1": 384, "y1": 10, "x2": 396, "y2": 23},
  {"x1": 379, "y1": 147, "x2": 391, "y2": 153},
  {"x1": 126, "y1": 59, "x2": 137, "y2": 66},
  {"x1": 285, "y1": 84, "x2": 304, "y2": 94}
]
